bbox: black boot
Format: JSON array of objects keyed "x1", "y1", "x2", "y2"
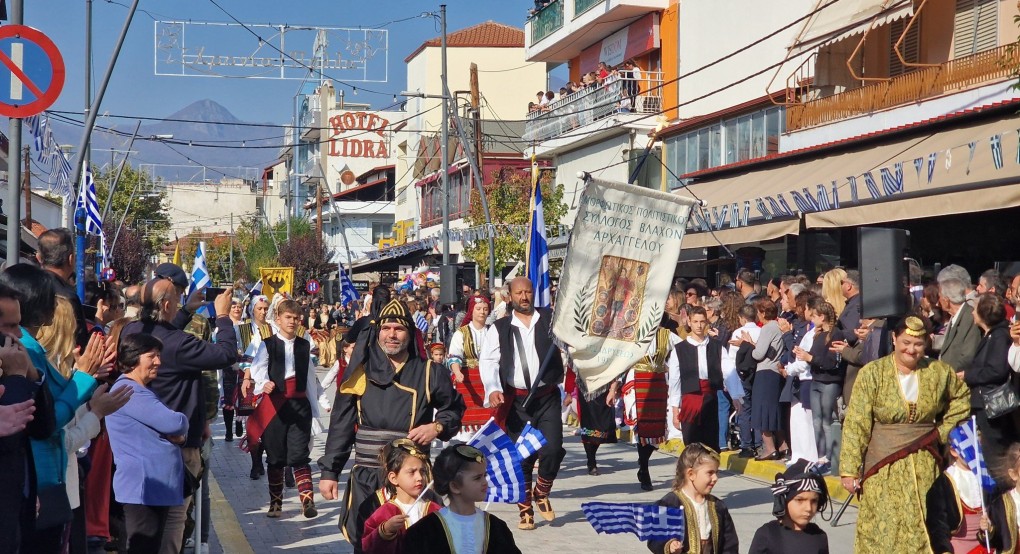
[
  {"x1": 224, "y1": 409, "x2": 234, "y2": 442},
  {"x1": 235, "y1": 418, "x2": 244, "y2": 438},
  {"x1": 583, "y1": 443, "x2": 599, "y2": 475},
  {"x1": 637, "y1": 444, "x2": 655, "y2": 491},
  {"x1": 250, "y1": 445, "x2": 264, "y2": 480},
  {"x1": 285, "y1": 466, "x2": 296, "y2": 488}
]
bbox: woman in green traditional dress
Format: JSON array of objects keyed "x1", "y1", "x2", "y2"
[{"x1": 839, "y1": 316, "x2": 970, "y2": 553}]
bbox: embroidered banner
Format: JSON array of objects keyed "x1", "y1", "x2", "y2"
[{"x1": 552, "y1": 178, "x2": 699, "y2": 394}]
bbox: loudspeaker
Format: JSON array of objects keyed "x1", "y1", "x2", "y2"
[
  {"x1": 858, "y1": 227, "x2": 910, "y2": 318},
  {"x1": 439, "y1": 265, "x2": 458, "y2": 305}
]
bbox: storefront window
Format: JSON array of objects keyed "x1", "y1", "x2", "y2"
[{"x1": 666, "y1": 106, "x2": 785, "y2": 183}]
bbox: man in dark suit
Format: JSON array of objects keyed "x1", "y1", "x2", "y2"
[
  {"x1": 479, "y1": 277, "x2": 566, "y2": 531},
  {"x1": 939, "y1": 277, "x2": 982, "y2": 371},
  {"x1": 121, "y1": 279, "x2": 238, "y2": 551}
]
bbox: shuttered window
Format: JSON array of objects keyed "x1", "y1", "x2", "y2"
[
  {"x1": 889, "y1": 18, "x2": 920, "y2": 77},
  {"x1": 954, "y1": 0, "x2": 999, "y2": 58}
]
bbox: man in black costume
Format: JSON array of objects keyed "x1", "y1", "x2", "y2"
[
  {"x1": 479, "y1": 276, "x2": 567, "y2": 530},
  {"x1": 318, "y1": 298, "x2": 463, "y2": 552}
]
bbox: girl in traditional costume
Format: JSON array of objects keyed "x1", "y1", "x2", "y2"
[
  {"x1": 988, "y1": 443, "x2": 1020, "y2": 553},
  {"x1": 362, "y1": 439, "x2": 441, "y2": 554},
  {"x1": 576, "y1": 363, "x2": 618, "y2": 476},
  {"x1": 447, "y1": 295, "x2": 492, "y2": 440},
  {"x1": 839, "y1": 316, "x2": 970, "y2": 553},
  {"x1": 748, "y1": 459, "x2": 829, "y2": 553},
  {"x1": 623, "y1": 323, "x2": 678, "y2": 490},
  {"x1": 403, "y1": 444, "x2": 521, "y2": 554},
  {"x1": 647, "y1": 443, "x2": 739, "y2": 554},
  {"x1": 926, "y1": 424, "x2": 993, "y2": 554}
]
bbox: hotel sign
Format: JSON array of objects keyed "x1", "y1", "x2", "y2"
[{"x1": 328, "y1": 111, "x2": 390, "y2": 159}]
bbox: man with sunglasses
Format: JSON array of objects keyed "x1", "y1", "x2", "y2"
[
  {"x1": 319, "y1": 298, "x2": 463, "y2": 553},
  {"x1": 479, "y1": 276, "x2": 567, "y2": 531}
]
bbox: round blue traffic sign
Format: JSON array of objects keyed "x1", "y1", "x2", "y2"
[
  {"x1": 306, "y1": 279, "x2": 320, "y2": 294},
  {"x1": 100, "y1": 267, "x2": 116, "y2": 282},
  {"x1": 0, "y1": 26, "x2": 65, "y2": 118}
]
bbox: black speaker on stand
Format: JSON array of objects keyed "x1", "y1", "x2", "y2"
[{"x1": 857, "y1": 227, "x2": 911, "y2": 318}]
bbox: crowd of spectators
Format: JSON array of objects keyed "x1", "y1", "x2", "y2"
[{"x1": 527, "y1": 59, "x2": 643, "y2": 115}]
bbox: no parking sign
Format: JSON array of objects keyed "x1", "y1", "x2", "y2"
[
  {"x1": 0, "y1": 25, "x2": 65, "y2": 118},
  {"x1": 306, "y1": 279, "x2": 320, "y2": 295}
]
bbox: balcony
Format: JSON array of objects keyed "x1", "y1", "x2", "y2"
[
  {"x1": 787, "y1": 43, "x2": 1020, "y2": 132},
  {"x1": 525, "y1": 0, "x2": 668, "y2": 62},
  {"x1": 524, "y1": 72, "x2": 663, "y2": 143},
  {"x1": 531, "y1": 1, "x2": 564, "y2": 44}
]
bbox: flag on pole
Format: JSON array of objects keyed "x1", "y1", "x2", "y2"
[
  {"x1": 468, "y1": 418, "x2": 547, "y2": 504},
  {"x1": 189, "y1": 241, "x2": 211, "y2": 296},
  {"x1": 526, "y1": 160, "x2": 551, "y2": 308},
  {"x1": 339, "y1": 262, "x2": 360, "y2": 306},
  {"x1": 949, "y1": 418, "x2": 997, "y2": 493},
  {"x1": 582, "y1": 502, "x2": 686, "y2": 541},
  {"x1": 77, "y1": 163, "x2": 104, "y2": 235}
]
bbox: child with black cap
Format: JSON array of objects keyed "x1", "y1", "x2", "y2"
[{"x1": 748, "y1": 458, "x2": 830, "y2": 553}]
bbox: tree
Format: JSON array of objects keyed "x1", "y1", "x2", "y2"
[
  {"x1": 462, "y1": 166, "x2": 567, "y2": 277},
  {"x1": 104, "y1": 221, "x2": 149, "y2": 283},
  {"x1": 233, "y1": 215, "x2": 331, "y2": 287},
  {"x1": 94, "y1": 165, "x2": 170, "y2": 254}
]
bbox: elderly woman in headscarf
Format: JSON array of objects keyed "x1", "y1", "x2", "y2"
[
  {"x1": 318, "y1": 298, "x2": 464, "y2": 553},
  {"x1": 748, "y1": 459, "x2": 830, "y2": 553}
]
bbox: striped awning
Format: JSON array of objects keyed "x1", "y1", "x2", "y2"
[{"x1": 789, "y1": 0, "x2": 914, "y2": 56}]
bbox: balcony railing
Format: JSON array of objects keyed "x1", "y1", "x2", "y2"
[
  {"x1": 524, "y1": 72, "x2": 663, "y2": 143},
  {"x1": 574, "y1": 0, "x2": 603, "y2": 17},
  {"x1": 787, "y1": 43, "x2": 1020, "y2": 131},
  {"x1": 530, "y1": 0, "x2": 564, "y2": 44}
]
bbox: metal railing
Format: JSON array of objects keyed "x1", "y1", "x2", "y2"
[
  {"x1": 524, "y1": 72, "x2": 663, "y2": 143},
  {"x1": 574, "y1": 0, "x2": 604, "y2": 17},
  {"x1": 530, "y1": 0, "x2": 564, "y2": 44},
  {"x1": 787, "y1": 43, "x2": 1020, "y2": 131}
]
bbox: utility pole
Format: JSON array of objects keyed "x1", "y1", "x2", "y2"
[
  {"x1": 101, "y1": 121, "x2": 141, "y2": 223},
  {"x1": 470, "y1": 63, "x2": 483, "y2": 173},
  {"x1": 6, "y1": 0, "x2": 23, "y2": 265},
  {"x1": 85, "y1": 0, "x2": 92, "y2": 182},
  {"x1": 439, "y1": 4, "x2": 455, "y2": 305},
  {"x1": 316, "y1": 181, "x2": 323, "y2": 252},
  {"x1": 229, "y1": 212, "x2": 234, "y2": 283},
  {"x1": 22, "y1": 147, "x2": 31, "y2": 226}
]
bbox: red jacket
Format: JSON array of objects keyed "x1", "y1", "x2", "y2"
[{"x1": 362, "y1": 499, "x2": 442, "y2": 554}]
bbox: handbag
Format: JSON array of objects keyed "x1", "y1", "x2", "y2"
[
  {"x1": 981, "y1": 376, "x2": 1020, "y2": 419},
  {"x1": 35, "y1": 485, "x2": 72, "y2": 529}
]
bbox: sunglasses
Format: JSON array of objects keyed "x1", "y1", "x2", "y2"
[{"x1": 686, "y1": 291, "x2": 697, "y2": 297}]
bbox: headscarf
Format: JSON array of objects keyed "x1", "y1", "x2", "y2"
[
  {"x1": 245, "y1": 294, "x2": 269, "y2": 321},
  {"x1": 770, "y1": 458, "x2": 828, "y2": 519},
  {"x1": 343, "y1": 298, "x2": 422, "y2": 387},
  {"x1": 460, "y1": 295, "x2": 490, "y2": 327}
]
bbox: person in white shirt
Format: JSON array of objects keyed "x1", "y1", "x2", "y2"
[
  {"x1": 249, "y1": 299, "x2": 324, "y2": 520},
  {"x1": 448, "y1": 295, "x2": 493, "y2": 439},
  {"x1": 478, "y1": 277, "x2": 565, "y2": 531},
  {"x1": 670, "y1": 306, "x2": 726, "y2": 451},
  {"x1": 728, "y1": 304, "x2": 762, "y2": 458}
]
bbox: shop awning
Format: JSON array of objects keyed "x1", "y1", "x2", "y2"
[
  {"x1": 676, "y1": 110, "x2": 1020, "y2": 248},
  {"x1": 790, "y1": 0, "x2": 913, "y2": 56}
]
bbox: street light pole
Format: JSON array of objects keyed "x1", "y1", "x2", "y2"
[
  {"x1": 5, "y1": 0, "x2": 23, "y2": 265},
  {"x1": 439, "y1": 4, "x2": 456, "y2": 305}
]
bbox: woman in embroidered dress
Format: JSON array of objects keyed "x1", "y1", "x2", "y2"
[
  {"x1": 447, "y1": 295, "x2": 493, "y2": 441},
  {"x1": 839, "y1": 316, "x2": 970, "y2": 553}
]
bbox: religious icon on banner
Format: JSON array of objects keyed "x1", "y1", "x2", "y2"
[
  {"x1": 260, "y1": 267, "x2": 296, "y2": 296},
  {"x1": 590, "y1": 255, "x2": 647, "y2": 340}
]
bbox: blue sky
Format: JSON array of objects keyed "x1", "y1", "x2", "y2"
[{"x1": 26, "y1": 0, "x2": 536, "y2": 125}]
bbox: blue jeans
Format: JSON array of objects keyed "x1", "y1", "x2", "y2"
[
  {"x1": 717, "y1": 391, "x2": 731, "y2": 449},
  {"x1": 811, "y1": 381, "x2": 842, "y2": 460},
  {"x1": 737, "y1": 376, "x2": 761, "y2": 449}
]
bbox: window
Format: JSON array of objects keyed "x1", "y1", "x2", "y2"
[
  {"x1": 371, "y1": 222, "x2": 392, "y2": 244},
  {"x1": 954, "y1": 0, "x2": 998, "y2": 58},
  {"x1": 889, "y1": 18, "x2": 920, "y2": 77},
  {"x1": 665, "y1": 106, "x2": 786, "y2": 186}
]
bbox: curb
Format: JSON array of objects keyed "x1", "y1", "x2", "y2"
[
  {"x1": 657, "y1": 439, "x2": 857, "y2": 505},
  {"x1": 208, "y1": 470, "x2": 256, "y2": 554}
]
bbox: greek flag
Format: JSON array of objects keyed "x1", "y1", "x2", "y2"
[
  {"x1": 949, "y1": 417, "x2": 997, "y2": 493},
  {"x1": 189, "y1": 241, "x2": 212, "y2": 296},
  {"x1": 77, "y1": 163, "x2": 103, "y2": 235},
  {"x1": 468, "y1": 418, "x2": 547, "y2": 504},
  {"x1": 527, "y1": 177, "x2": 551, "y2": 308},
  {"x1": 582, "y1": 502, "x2": 685, "y2": 541},
  {"x1": 339, "y1": 262, "x2": 360, "y2": 306}
]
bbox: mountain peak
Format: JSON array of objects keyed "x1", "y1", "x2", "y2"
[{"x1": 164, "y1": 99, "x2": 242, "y2": 124}]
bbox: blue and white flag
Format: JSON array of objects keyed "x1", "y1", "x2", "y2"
[
  {"x1": 527, "y1": 175, "x2": 551, "y2": 308},
  {"x1": 189, "y1": 241, "x2": 212, "y2": 296},
  {"x1": 949, "y1": 417, "x2": 997, "y2": 494},
  {"x1": 468, "y1": 418, "x2": 547, "y2": 504},
  {"x1": 582, "y1": 502, "x2": 686, "y2": 541},
  {"x1": 339, "y1": 262, "x2": 360, "y2": 306},
  {"x1": 77, "y1": 163, "x2": 104, "y2": 236}
]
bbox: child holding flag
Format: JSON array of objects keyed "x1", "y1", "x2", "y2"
[
  {"x1": 361, "y1": 439, "x2": 441, "y2": 554},
  {"x1": 647, "y1": 443, "x2": 738, "y2": 553},
  {"x1": 404, "y1": 444, "x2": 521, "y2": 554},
  {"x1": 927, "y1": 419, "x2": 995, "y2": 554}
]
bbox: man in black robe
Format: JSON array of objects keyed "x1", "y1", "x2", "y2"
[{"x1": 318, "y1": 298, "x2": 463, "y2": 553}]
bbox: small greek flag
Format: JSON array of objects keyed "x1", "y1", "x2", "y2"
[
  {"x1": 526, "y1": 168, "x2": 551, "y2": 308},
  {"x1": 468, "y1": 418, "x2": 547, "y2": 504},
  {"x1": 582, "y1": 502, "x2": 686, "y2": 541},
  {"x1": 189, "y1": 241, "x2": 212, "y2": 296},
  {"x1": 339, "y1": 262, "x2": 360, "y2": 306},
  {"x1": 949, "y1": 417, "x2": 997, "y2": 493},
  {"x1": 77, "y1": 163, "x2": 103, "y2": 236}
]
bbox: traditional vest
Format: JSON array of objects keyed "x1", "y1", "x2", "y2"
[
  {"x1": 493, "y1": 307, "x2": 563, "y2": 390},
  {"x1": 632, "y1": 327, "x2": 673, "y2": 373},
  {"x1": 238, "y1": 321, "x2": 273, "y2": 351},
  {"x1": 675, "y1": 337, "x2": 724, "y2": 394},
  {"x1": 264, "y1": 335, "x2": 311, "y2": 393},
  {"x1": 458, "y1": 324, "x2": 482, "y2": 366}
]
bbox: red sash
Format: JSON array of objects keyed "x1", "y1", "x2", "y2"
[
  {"x1": 239, "y1": 378, "x2": 304, "y2": 452},
  {"x1": 678, "y1": 380, "x2": 713, "y2": 425}
]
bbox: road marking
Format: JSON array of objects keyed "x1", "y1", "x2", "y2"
[{"x1": 208, "y1": 469, "x2": 255, "y2": 554}]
